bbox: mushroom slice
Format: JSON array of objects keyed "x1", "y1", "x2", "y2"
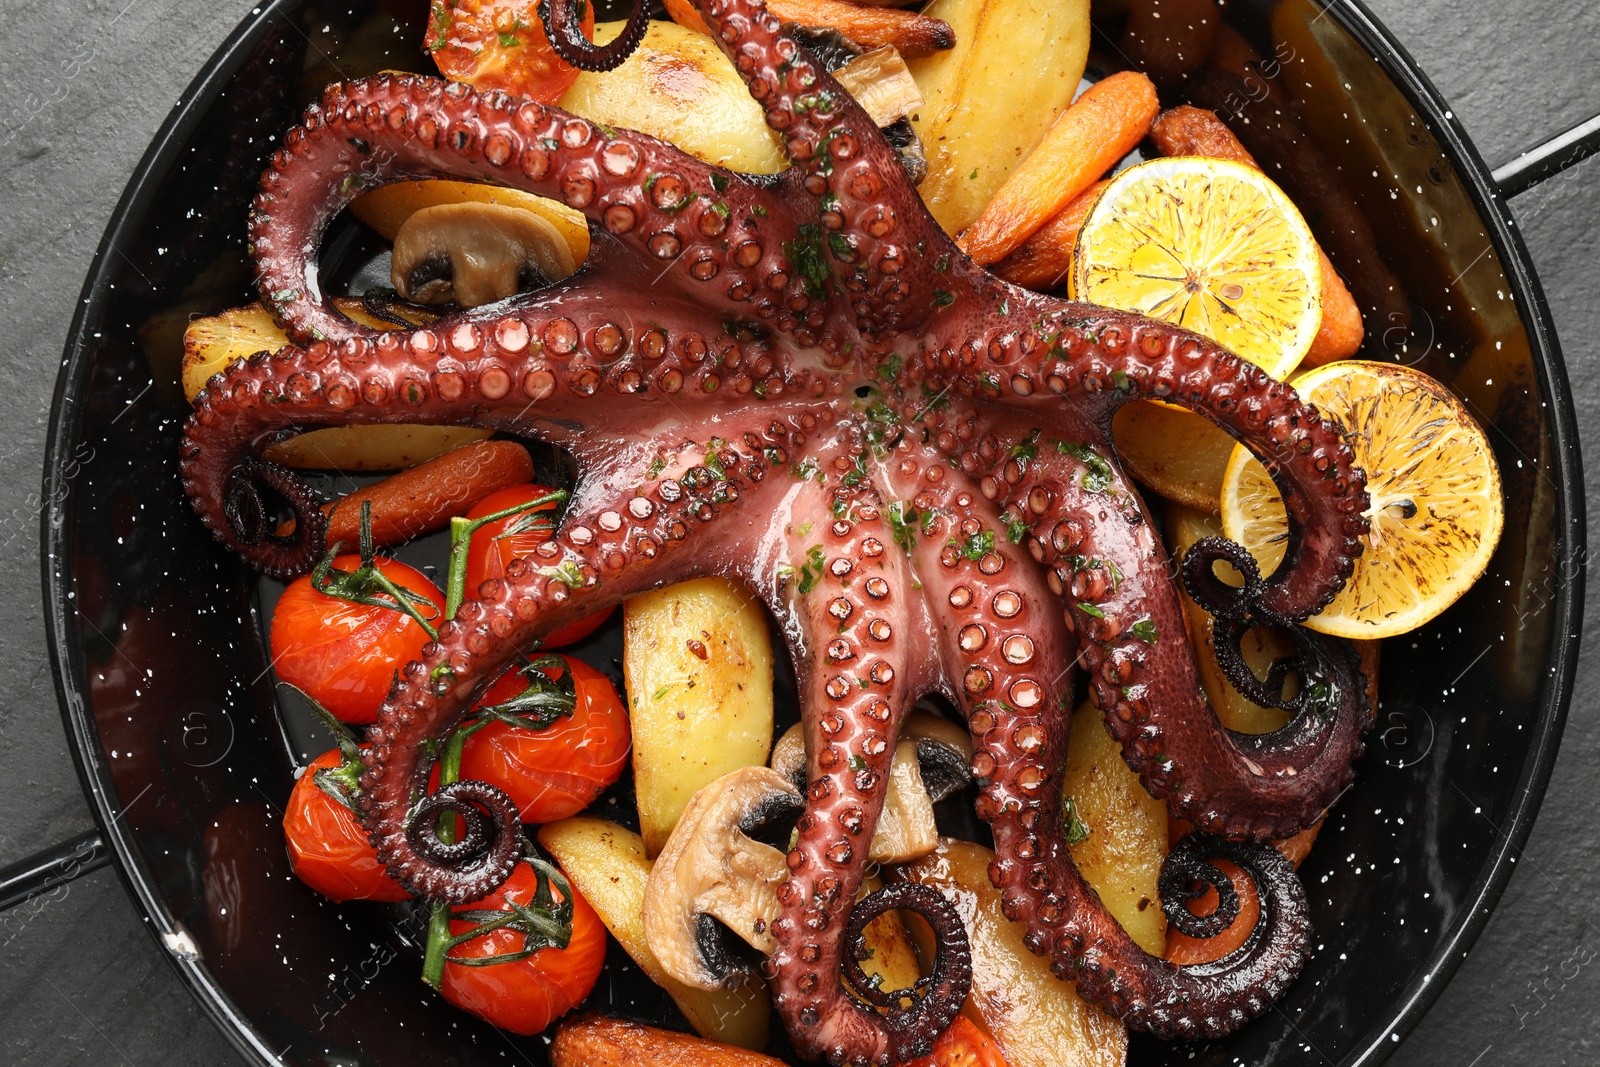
[
  {"x1": 643, "y1": 766, "x2": 803, "y2": 992},
  {"x1": 902, "y1": 709, "x2": 973, "y2": 804},
  {"x1": 768, "y1": 712, "x2": 973, "y2": 865},
  {"x1": 390, "y1": 202, "x2": 577, "y2": 308},
  {"x1": 769, "y1": 722, "x2": 808, "y2": 793},
  {"x1": 831, "y1": 46, "x2": 924, "y2": 128}
]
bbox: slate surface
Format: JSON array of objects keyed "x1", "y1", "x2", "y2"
[{"x1": 0, "y1": 0, "x2": 1595, "y2": 1064}]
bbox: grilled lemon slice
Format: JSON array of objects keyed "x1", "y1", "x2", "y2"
[
  {"x1": 1220, "y1": 361, "x2": 1503, "y2": 639},
  {"x1": 1071, "y1": 156, "x2": 1322, "y2": 379}
]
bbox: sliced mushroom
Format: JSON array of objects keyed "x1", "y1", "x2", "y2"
[
  {"x1": 643, "y1": 766, "x2": 803, "y2": 991},
  {"x1": 831, "y1": 46, "x2": 924, "y2": 128},
  {"x1": 390, "y1": 202, "x2": 577, "y2": 308},
  {"x1": 767, "y1": 711, "x2": 973, "y2": 865}
]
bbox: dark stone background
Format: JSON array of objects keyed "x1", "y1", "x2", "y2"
[{"x1": 0, "y1": 1, "x2": 1594, "y2": 1064}]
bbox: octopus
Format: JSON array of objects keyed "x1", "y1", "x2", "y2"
[{"x1": 178, "y1": 0, "x2": 1376, "y2": 1061}]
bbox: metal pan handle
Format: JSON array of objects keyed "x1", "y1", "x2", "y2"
[
  {"x1": 1493, "y1": 112, "x2": 1600, "y2": 198},
  {"x1": 0, "y1": 830, "x2": 109, "y2": 911}
]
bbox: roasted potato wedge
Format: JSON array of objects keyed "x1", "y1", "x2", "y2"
[
  {"x1": 901, "y1": 840, "x2": 1127, "y2": 1067},
  {"x1": 909, "y1": 0, "x2": 1091, "y2": 235},
  {"x1": 538, "y1": 817, "x2": 771, "y2": 1049},
  {"x1": 181, "y1": 300, "x2": 490, "y2": 471},
  {"x1": 1062, "y1": 700, "x2": 1169, "y2": 956},
  {"x1": 1111, "y1": 400, "x2": 1236, "y2": 514},
  {"x1": 852, "y1": 873, "x2": 923, "y2": 1006},
  {"x1": 624, "y1": 577, "x2": 776, "y2": 855},
  {"x1": 560, "y1": 20, "x2": 786, "y2": 174}
]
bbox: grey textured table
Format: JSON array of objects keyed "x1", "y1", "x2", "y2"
[{"x1": 1, "y1": 1, "x2": 1596, "y2": 1064}]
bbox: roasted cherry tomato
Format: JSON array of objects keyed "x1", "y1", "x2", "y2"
[
  {"x1": 453, "y1": 655, "x2": 630, "y2": 823},
  {"x1": 425, "y1": 0, "x2": 591, "y2": 104},
  {"x1": 284, "y1": 750, "x2": 412, "y2": 903},
  {"x1": 271, "y1": 554, "x2": 444, "y2": 724},
  {"x1": 907, "y1": 1017, "x2": 1010, "y2": 1067},
  {"x1": 463, "y1": 484, "x2": 614, "y2": 645},
  {"x1": 440, "y1": 858, "x2": 606, "y2": 1035}
]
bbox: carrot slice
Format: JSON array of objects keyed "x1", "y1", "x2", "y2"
[
  {"x1": 552, "y1": 1015, "x2": 786, "y2": 1067},
  {"x1": 1163, "y1": 859, "x2": 1260, "y2": 966},
  {"x1": 1149, "y1": 105, "x2": 1363, "y2": 365},
  {"x1": 665, "y1": 0, "x2": 955, "y2": 60},
  {"x1": 958, "y1": 71, "x2": 1159, "y2": 266},
  {"x1": 990, "y1": 179, "x2": 1106, "y2": 291},
  {"x1": 278, "y1": 439, "x2": 534, "y2": 548}
]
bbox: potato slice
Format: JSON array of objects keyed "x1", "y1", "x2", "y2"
[
  {"x1": 624, "y1": 578, "x2": 775, "y2": 855},
  {"x1": 538, "y1": 817, "x2": 770, "y2": 1049},
  {"x1": 1110, "y1": 401, "x2": 1235, "y2": 514},
  {"x1": 560, "y1": 20, "x2": 786, "y2": 175},
  {"x1": 1062, "y1": 701, "x2": 1168, "y2": 956},
  {"x1": 349, "y1": 180, "x2": 590, "y2": 262},
  {"x1": 1164, "y1": 504, "x2": 1294, "y2": 734},
  {"x1": 908, "y1": 0, "x2": 1090, "y2": 235},
  {"x1": 181, "y1": 300, "x2": 490, "y2": 470},
  {"x1": 900, "y1": 840, "x2": 1127, "y2": 1067},
  {"x1": 853, "y1": 873, "x2": 923, "y2": 1007}
]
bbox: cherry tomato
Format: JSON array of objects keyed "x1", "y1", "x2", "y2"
[
  {"x1": 464, "y1": 484, "x2": 614, "y2": 646},
  {"x1": 440, "y1": 859, "x2": 606, "y2": 1035},
  {"x1": 907, "y1": 1016, "x2": 1010, "y2": 1067},
  {"x1": 284, "y1": 750, "x2": 412, "y2": 903},
  {"x1": 454, "y1": 655, "x2": 630, "y2": 823},
  {"x1": 425, "y1": 0, "x2": 591, "y2": 104},
  {"x1": 270, "y1": 554, "x2": 444, "y2": 724}
]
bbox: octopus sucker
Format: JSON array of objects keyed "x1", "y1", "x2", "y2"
[{"x1": 179, "y1": 0, "x2": 1377, "y2": 1057}]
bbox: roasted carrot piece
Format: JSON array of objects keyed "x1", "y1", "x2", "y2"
[
  {"x1": 666, "y1": 0, "x2": 954, "y2": 59},
  {"x1": 991, "y1": 179, "x2": 1107, "y2": 291},
  {"x1": 1150, "y1": 104, "x2": 1364, "y2": 364},
  {"x1": 551, "y1": 1015, "x2": 787, "y2": 1067},
  {"x1": 1163, "y1": 859, "x2": 1261, "y2": 966},
  {"x1": 279, "y1": 439, "x2": 534, "y2": 548},
  {"x1": 958, "y1": 71, "x2": 1159, "y2": 266}
]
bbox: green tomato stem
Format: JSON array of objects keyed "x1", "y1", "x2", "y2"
[{"x1": 442, "y1": 492, "x2": 567, "y2": 621}]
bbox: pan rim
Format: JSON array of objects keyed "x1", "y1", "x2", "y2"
[{"x1": 39, "y1": 1, "x2": 1587, "y2": 1065}]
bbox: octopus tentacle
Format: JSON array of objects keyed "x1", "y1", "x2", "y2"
[
  {"x1": 682, "y1": 0, "x2": 978, "y2": 339},
  {"x1": 892, "y1": 448, "x2": 1312, "y2": 1036},
  {"x1": 250, "y1": 73, "x2": 819, "y2": 346},
  {"x1": 1005, "y1": 438, "x2": 1367, "y2": 839},
  {"x1": 540, "y1": 0, "x2": 651, "y2": 72},
  {"x1": 767, "y1": 459, "x2": 971, "y2": 1065},
  {"x1": 926, "y1": 301, "x2": 1369, "y2": 624},
  {"x1": 360, "y1": 423, "x2": 805, "y2": 901}
]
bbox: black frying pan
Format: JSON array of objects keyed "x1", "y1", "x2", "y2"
[{"x1": 6, "y1": 0, "x2": 1591, "y2": 1064}]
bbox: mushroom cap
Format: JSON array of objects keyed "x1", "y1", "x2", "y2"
[
  {"x1": 642, "y1": 766, "x2": 803, "y2": 991},
  {"x1": 390, "y1": 202, "x2": 577, "y2": 308}
]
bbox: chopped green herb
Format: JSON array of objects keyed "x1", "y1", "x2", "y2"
[
  {"x1": 886, "y1": 501, "x2": 920, "y2": 555},
  {"x1": 953, "y1": 529, "x2": 995, "y2": 561},
  {"x1": 1063, "y1": 797, "x2": 1091, "y2": 844},
  {"x1": 877, "y1": 353, "x2": 903, "y2": 383},
  {"x1": 848, "y1": 754, "x2": 868, "y2": 771},
  {"x1": 841, "y1": 453, "x2": 869, "y2": 487},
  {"x1": 1130, "y1": 619, "x2": 1159, "y2": 644},
  {"x1": 782, "y1": 222, "x2": 833, "y2": 301},
  {"x1": 1078, "y1": 602, "x2": 1107, "y2": 619},
  {"x1": 1005, "y1": 514, "x2": 1029, "y2": 544},
  {"x1": 1009, "y1": 429, "x2": 1040, "y2": 466},
  {"x1": 932, "y1": 289, "x2": 955, "y2": 308},
  {"x1": 645, "y1": 457, "x2": 665, "y2": 479},
  {"x1": 1055, "y1": 440, "x2": 1115, "y2": 493},
  {"x1": 797, "y1": 545, "x2": 828, "y2": 595},
  {"x1": 497, "y1": 30, "x2": 519, "y2": 46},
  {"x1": 796, "y1": 521, "x2": 814, "y2": 536},
  {"x1": 792, "y1": 457, "x2": 821, "y2": 481},
  {"x1": 711, "y1": 172, "x2": 729, "y2": 193}
]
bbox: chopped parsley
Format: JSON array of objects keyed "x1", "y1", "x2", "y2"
[
  {"x1": 1130, "y1": 619, "x2": 1159, "y2": 644},
  {"x1": 1055, "y1": 440, "x2": 1115, "y2": 494},
  {"x1": 796, "y1": 546, "x2": 827, "y2": 594},
  {"x1": 782, "y1": 223, "x2": 833, "y2": 301},
  {"x1": 1063, "y1": 797, "x2": 1091, "y2": 845}
]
